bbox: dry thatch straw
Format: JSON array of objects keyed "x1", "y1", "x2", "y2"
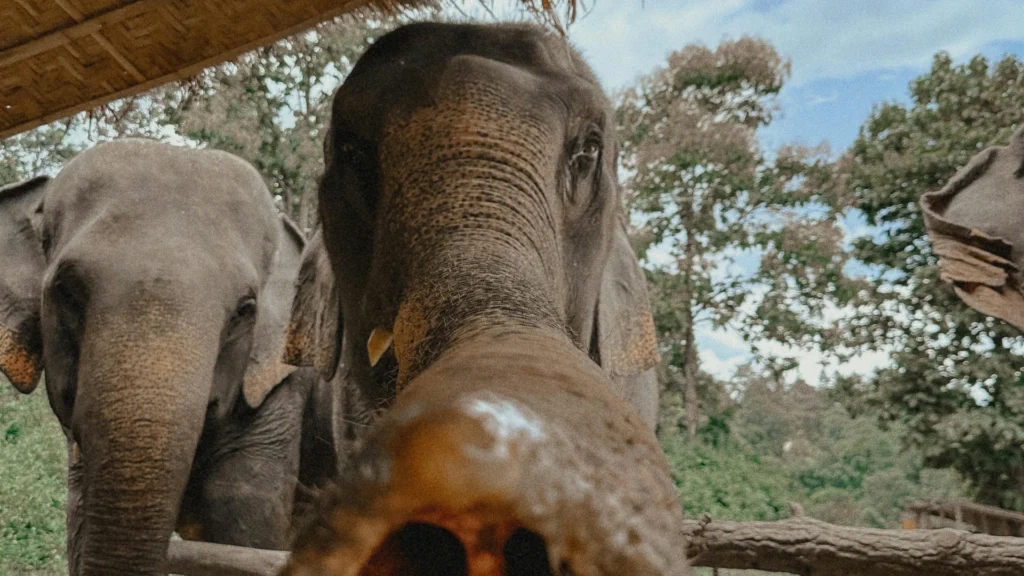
[{"x1": 0, "y1": 0, "x2": 582, "y2": 139}]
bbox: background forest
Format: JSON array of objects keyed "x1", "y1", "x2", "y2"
[{"x1": 2, "y1": 9, "x2": 1022, "y2": 575}]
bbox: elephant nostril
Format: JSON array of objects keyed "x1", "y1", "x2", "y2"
[
  {"x1": 357, "y1": 517, "x2": 557, "y2": 576},
  {"x1": 361, "y1": 523, "x2": 467, "y2": 576},
  {"x1": 504, "y1": 529, "x2": 554, "y2": 576}
]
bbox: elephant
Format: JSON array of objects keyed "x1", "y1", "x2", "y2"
[
  {"x1": 0, "y1": 138, "x2": 331, "y2": 575},
  {"x1": 281, "y1": 22, "x2": 690, "y2": 576},
  {"x1": 921, "y1": 124, "x2": 1024, "y2": 332}
]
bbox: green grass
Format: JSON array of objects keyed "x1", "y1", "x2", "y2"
[{"x1": 0, "y1": 382, "x2": 67, "y2": 575}]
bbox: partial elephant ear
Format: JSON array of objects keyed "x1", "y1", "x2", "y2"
[
  {"x1": 241, "y1": 214, "x2": 305, "y2": 409},
  {"x1": 0, "y1": 176, "x2": 48, "y2": 394},
  {"x1": 920, "y1": 125, "x2": 1024, "y2": 333},
  {"x1": 284, "y1": 226, "x2": 343, "y2": 382},
  {"x1": 593, "y1": 217, "x2": 661, "y2": 379}
]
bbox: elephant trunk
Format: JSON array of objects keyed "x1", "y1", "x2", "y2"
[
  {"x1": 284, "y1": 328, "x2": 690, "y2": 575},
  {"x1": 372, "y1": 116, "x2": 568, "y2": 385},
  {"x1": 68, "y1": 304, "x2": 218, "y2": 576}
]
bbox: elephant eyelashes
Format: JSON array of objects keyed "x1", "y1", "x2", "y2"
[
  {"x1": 567, "y1": 134, "x2": 602, "y2": 204},
  {"x1": 40, "y1": 230, "x2": 52, "y2": 255},
  {"x1": 226, "y1": 295, "x2": 257, "y2": 339},
  {"x1": 234, "y1": 296, "x2": 257, "y2": 320}
]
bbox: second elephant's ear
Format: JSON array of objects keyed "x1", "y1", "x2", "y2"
[
  {"x1": 920, "y1": 125, "x2": 1024, "y2": 333},
  {"x1": 0, "y1": 176, "x2": 48, "y2": 394},
  {"x1": 593, "y1": 217, "x2": 661, "y2": 379},
  {"x1": 241, "y1": 214, "x2": 305, "y2": 409},
  {"x1": 284, "y1": 226, "x2": 343, "y2": 382}
]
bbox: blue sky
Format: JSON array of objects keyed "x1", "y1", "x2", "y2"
[
  {"x1": 505, "y1": 0, "x2": 1024, "y2": 383},
  {"x1": 565, "y1": 0, "x2": 1024, "y2": 152}
]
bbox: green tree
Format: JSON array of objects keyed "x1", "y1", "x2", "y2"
[
  {"x1": 0, "y1": 14, "x2": 416, "y2": 231},
  {"x1": 179, "y1": 17, "x2": 404, "y2": 231},
  {"x1": 617, "y1": 37, "x2": 855, "y2": 440},
  {"x1": 0, "y1": 123, "x2": 83, "y2": 186},
  {"x1": 846, "y1": 52, "x2": 1024, "y2": 509},
  {"x1": 730, "y1": 365, "x2": 825, "y2": 458}
]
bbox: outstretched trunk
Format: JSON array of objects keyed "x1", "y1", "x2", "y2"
[
  {"x1": 285, "y1": 329, "x2": 690, "y2": 575},
  {"x1": 68, "y1": 307, "x2": 216, "y2": 576}
]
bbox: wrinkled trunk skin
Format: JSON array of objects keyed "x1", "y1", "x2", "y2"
[
  {"x1": 364, "y1": 99, "x2": 568, "y2": 390},
  {"x1": 66, "y1": 306, "x2": 217, "y2": 576}
]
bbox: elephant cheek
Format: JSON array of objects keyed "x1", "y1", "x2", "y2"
[{"x1": 0, "y1": 327, "x2": 42, "y2": 393}]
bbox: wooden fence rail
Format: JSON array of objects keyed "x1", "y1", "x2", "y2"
[{"x1": 165, "y1": 514, "x2": 1024, "y2": 576}]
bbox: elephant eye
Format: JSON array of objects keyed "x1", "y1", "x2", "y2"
[
  {"x1": 571, "y1": 137, "x2": 602, "y2": 178},
  {"x1": 567, "y1": 133, "x2": 603, "y2": 205},
  {"x1": 40, "y1": 230, "x2": 52, "y2": 255},
  {"x1": 235, "y1": 296, "x2": 257, "y2": 319}
]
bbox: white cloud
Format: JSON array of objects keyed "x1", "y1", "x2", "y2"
[
  {"x1": 564, "y1": 0, "x2": 1024, "y2": 90},
  {"x1": 698, "y1": 345, "x2": 748, "y2": 380},
  {"x1": 697, "y1": 323, "x2": 892, "y2": 387},
  {"x1": 807, "y1": 90, "x2": 838, "y2": 107},
  {"x1": 701, "y1": 327, "x2": 748, "y2": 353}
]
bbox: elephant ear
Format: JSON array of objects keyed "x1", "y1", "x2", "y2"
[
  {"x1": 284, "y1": 226, "x2": 343, "y2": 381},
  {"x1": 920, "y1": 125, "x2": 1024, "y2": 333},
  {"x1": 241, "y1": 214, "x2": 305, "y2": 408},
  {"x1": 594, "y1": 217, "x2": 661, "y2": 380},
  {"x1": 0, "y1": 176, "x2": 48, "y2": 394}
]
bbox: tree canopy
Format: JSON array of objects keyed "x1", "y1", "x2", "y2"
[
  {"x1": 617, "y1": 37, "x2": 856, "y2": 439},
  {"x1": 845, "y1": 52, "x2": 1024, "y2": 509}
]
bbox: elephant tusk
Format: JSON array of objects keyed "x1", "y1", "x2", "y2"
[{"x1": 367, "y1": 327, "x2": 394, "y2": 367}]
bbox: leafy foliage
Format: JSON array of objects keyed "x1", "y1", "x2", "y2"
[
  {"x1": 618, "y1": 37, "x2": 855, "y2": 439},
  {"x1": 0, "y1": 13, "x2": 421, "y2": 231},
  {"x1": 662, "y1": 370, "x2": 972, "y2": 530},
  {"x1": 0, "y1": 125, "x2": 82, "y2": 187},
  {"x1": 179, "y1": 18, "x2": 404, "y2": 231},
  {"x1": 845, "y1": 52, "x2": 1024, "y2": 509}
]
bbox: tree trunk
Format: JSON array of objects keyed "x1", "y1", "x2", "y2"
[
  {"x1": 166, "y1": 516, "x2": 1024, "y2": 576},
  {"x1": 681, "y1": 224, "x2": 700, "y2": 441},
  {"x1": 282, "y1": 183, "x2": 294, "y2": 224},
  {"x1": 298, "y1": 185, "x2": 311, "y2": 234},
  {"x1": 166, "y1": 541, "x2": 288, "y2": 576},
  {"x1": 682, "y1": 515, "x2": 1024, "y2": 576},
  {"x1": 682, "y1": 313, "x2": 699, "y2": 441}
]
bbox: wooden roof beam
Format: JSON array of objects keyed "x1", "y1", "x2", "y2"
[{"x1": 0, "y1": 0, "x2": 163, "y2": 69}]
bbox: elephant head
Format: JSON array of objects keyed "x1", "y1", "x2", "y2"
[
  {"x1": 283, "y1": 23, "x2": 688, "y2": 575},
  {"x1": 0, "y1": 138, "x2": 304, "y2": 575},
  {"x1": 920, "y1": 124, "x2": 1024, "y2": 332}
]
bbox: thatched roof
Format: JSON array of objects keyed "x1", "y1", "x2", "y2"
[{"x1": 0, "y1": 0, "x2": 576, "y2": 140}]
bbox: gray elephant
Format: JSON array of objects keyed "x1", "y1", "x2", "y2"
[
  {"x1": 282, "y1": 22, "x2": 689, "y2": 575},
  {"x1": 0, "y1": 139, "x2": 327, "y2": 575},
  {"x1": 921, "y1": 124, "x2": 1024, "y2": 332}
]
